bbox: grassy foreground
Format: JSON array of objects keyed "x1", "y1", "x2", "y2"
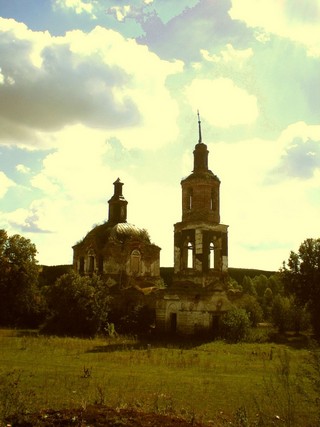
[{"x1": 0, "y1": 329, "x2": 319, "y2": 426}]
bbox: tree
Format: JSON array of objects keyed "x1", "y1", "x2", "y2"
[
  {"x1": 236, "y1": 294, "x2": 263, "y2": 327},
  {"x1": 271, "y1": 295, "x2": 291, "y2": 334},
  {"x1": 0, "y1": 230, "x2": 42, "y2": 327},
  {"x1": 253, "y1": 275, "x2": 269, "y2": 298},
  {"x1": 281, "y1": 238, "x2": 320, "y2": 338},
  {"x1": 242, "y1": 275, "x2": 257, "y2": 296},
  {"x1": 267, "y1": 274, "x2": 284, "y2": 296},
  {"x1": 220, "y1": 308, "x2": 251, "y2": 343},
  {"x1": 43, "y1": 271, "x2": 111, "y2": 336}
]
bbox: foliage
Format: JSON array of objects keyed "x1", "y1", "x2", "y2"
[
  {"x1": 235, "y1": 294, "x2": 263, "y2": 327},
  {"x1": 109, "y1": 305, "x2": 155, "y2": 335},
  {"x1": 0, "y1": 229, "x2": 44, "y2": 327},
  {"x1": 0, "y1": 370, "x2": 36, "y2": 423},
  {"x1": 253, "y1": 274, "x2": 269, "y2": 298},
  {"x1": 43, "y1": 271, "x2": 111, "y2": 336},
  {"x1": 241, "y1": 275, "x2": 257, "y2": 296},
  {"x1": 281, "y1": 238, "x2": 320, "y2": 338},
  {"x1": 254, "y1": 349, "x2": 307, "y2": 426},
  {"x1": 220, "y1": 308, "x2": 251, "y2": 343},
  {"x1": 271, "y1": 295, "x2": 310, "y2": 335},
  {"x1": 271, "y1": 295, "x2": 291, "y2": 334}
]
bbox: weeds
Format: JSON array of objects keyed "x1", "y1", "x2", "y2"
[
  {"x1": 253, "y1": 348, "x2": 315, "y2": 426},
  {"x1": 0, "y1": 332, "x2": 319, "y2": 426},
  {"x1": 0, "y1": 370, "x2": 35, "y2": 424}
]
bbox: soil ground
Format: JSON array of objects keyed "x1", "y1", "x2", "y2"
[{"x1": 7, "y1": 405, "x2": 211, "y2": 426}]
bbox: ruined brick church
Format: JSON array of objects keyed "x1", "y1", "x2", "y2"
[{"x1": 73, "y1": 114, "x2": 232, "y2": 335}]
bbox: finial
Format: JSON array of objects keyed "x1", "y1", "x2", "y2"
[{"x1": 197, "y1": 110, "x2": 202, "y2": 144}]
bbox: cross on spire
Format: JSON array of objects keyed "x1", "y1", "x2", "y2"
[{"x1": 197, "y1": 110, "x2": 202, "y2": 144}]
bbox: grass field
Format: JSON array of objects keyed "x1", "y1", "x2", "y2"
[{"x1": 0, "y1": 329, "x2": 319, "y2": 426}]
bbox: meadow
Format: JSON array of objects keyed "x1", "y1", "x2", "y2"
[{"x1": 0, "y1": 329, "x2": 319, "y2": 426}]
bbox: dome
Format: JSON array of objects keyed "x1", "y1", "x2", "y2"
[
  {"x1": 74, "y1": 221, "x2": 151, "y2": 249},
  {"x1": 110, "y1": 222, "x2": 150, "y2": 243}
]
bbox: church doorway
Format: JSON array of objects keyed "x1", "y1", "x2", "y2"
[{"x1": 170, "y1": 313, "x2": 177, "y2": 333}]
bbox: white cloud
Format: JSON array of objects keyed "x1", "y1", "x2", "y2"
[
  {"x1": 31, "y1": 126, "x2": 112, "y2": 200},
  {"x1": 8, "y1": 154, "x2": 180, "y2": 266},
  {"x1": 230, "y1": 0, "x2": 320, "y2": 57},
  {"x1": 0, "y1": 171, "x2": 15, "y2": 198},
  {"x1": 54, "y1": 0, "x2": 96, "y2": 18},
  {"x1": 108, "y1": 5, "x2": 131, "y2": 22},
  {"x1": 16, "y1": 164, "x2": 31, "y2": 174},
  {"x1": 200, "y1": 44, "x2": 253, "y2": 66},
  {"x1": 0, "y1": 19, "x2": 183, "y2": 150},
  {"x1": 185, "y1": 78, "x2": 258, "y2": 128},
  {"x1": 206, "y1": 122, "x2": 320, "y2": 270}
]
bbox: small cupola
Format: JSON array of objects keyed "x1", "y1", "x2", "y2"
[{"x1": 108, "y1": 178, "x2": 128, "y2": 224}]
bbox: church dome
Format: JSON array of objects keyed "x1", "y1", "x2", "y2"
[
  {"x1": 74, "y1": 221, "x2": 151, "y2": 250},
  {"x1": 110, "y1": 222, "x2": 150, "y2": 243}
]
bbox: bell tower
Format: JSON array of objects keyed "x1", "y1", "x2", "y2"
[{"x1": 173, "y1": 113, "x2": 228, "y2": 287}]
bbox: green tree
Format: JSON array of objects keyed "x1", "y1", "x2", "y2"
[
  {"x1": 253, "y1": 274, "x2": 269, "y2": 298},
  {"x1": 220, "y1": 308, "x2": 251, "y2": 343},
  {"x1": 267, "y1": 274, "x2": 284, "y2": 296},
  {"x1": 43, "y1": 271, "x2": 111, "y2": 336},
  {"x1": 0, "y1": 230, "x2": 42, "y2": 326},
  {"x1": 281, "y1": 238, "x2": 320, "y2": 338},
  {"x1": 242, "y1": 275, "x2": 257, "y2": 296},
  {"x1": 271, "y1": 295, "x2": 291, "y2": 334},
  {"x1": 236, "y1": 294, "x2": 263, "y2": 327}
]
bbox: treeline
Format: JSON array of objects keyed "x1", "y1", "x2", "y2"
[{"x1": 1, "y1": 229, "x2": 320, "y2": 341}]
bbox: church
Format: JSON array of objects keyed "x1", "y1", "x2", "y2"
[{"x1": 73, "y1": 114, "x2": 232, "y2": 335}]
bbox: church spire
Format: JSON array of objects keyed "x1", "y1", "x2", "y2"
[
  {"x1": 197, "y1": 110, "x2": 202, "y2": 144},
  {"x1": 108, "y1": 178, "x2": 128, "y2": 224},
  {"x1": 193, "y1": 112, "x2": 208, "y2": 172}
]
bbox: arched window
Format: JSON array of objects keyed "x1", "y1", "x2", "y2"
[
  {"x1": 130, "y1": 249, "x2": 141, "y2": 274},
  {"x1": 79, "y1": 257, "x2": 84, "y2": 274},
  {"x1": 187, "y1": 242, "x2": 194, "y2": 269},
  {"x1": 88, "y1": 255, "x2": 95, "y2": 273},
  {"x1": 188, "y1": 188, "x2": 193, "y2": 210},
  {"x1": 209, "y1": 242, "x2": 215, "y2": 269},
  {"x1": 211, "y1": 189, "x2": 215, "y2": 211}
]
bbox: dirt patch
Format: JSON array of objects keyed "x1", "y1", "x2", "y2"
[{"x1": 7, "y1": 405, "x2": 210, "y2": 426}]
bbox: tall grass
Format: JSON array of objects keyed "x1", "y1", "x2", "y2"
[{"x1": 0, "y1": 329, "x2": 318, "y2": 425}]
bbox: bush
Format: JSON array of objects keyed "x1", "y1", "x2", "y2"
[
  {"x1": 42, "y1": 271, "x2": 111, "y2": 336},
  {"x1": 236, "y1": 294, "x2": 263, "y2": 327},
  {"x1": 220, "y1": 308, "x2": 251, "y2": 343}
]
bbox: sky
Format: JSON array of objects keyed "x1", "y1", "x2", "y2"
[{"x1": 0, "y1": 0, "x2": 320, "y2": 271}]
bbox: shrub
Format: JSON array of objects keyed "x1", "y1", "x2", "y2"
[
  {"x1": 42, "y1": 271, "x2": 111, "y2": 336},
  {"x1": 220, "y1": 308, "x2": 251, "y2": 343},
  {"x1": 236, "y1": 294, "x2": 263, "y2": 327}
]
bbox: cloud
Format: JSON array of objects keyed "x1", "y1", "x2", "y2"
[
  {"x1": 0, "y1": 171, "x2": 15, "y2": 198},
  {"x1": 269, "y1": 122, "x2": 320, "y2": 181},
  {"x1": 16, "y1": 164, "x2": 31, "y2": 174},
  {"x1": 0, "y1": 19, "x2": 183, "y2": 150},
  {"x1": 185, "y1": 78, "x2": 258, "y2": 127},
  {"x1": 108, "y1": 5, "x2": 132, "y2": 22},
  {"x1": 200, "y1": 43, "x2": 253, "y2": 66},
  {"x1": 138, "y1": 0, "x2": 244, "y2": 62},
  {"x1": 53, "y1": 0, "x2": 96, "y2": 18},
  {"x1": 204, "y1": 122, "x2": 320, "y2": 270},
  {"x1": 6, "y1": 141, "x2": 180, "y2": 265},
  {"x1": 230, "y1": 0, "x2": 320, "y2": 57}
]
